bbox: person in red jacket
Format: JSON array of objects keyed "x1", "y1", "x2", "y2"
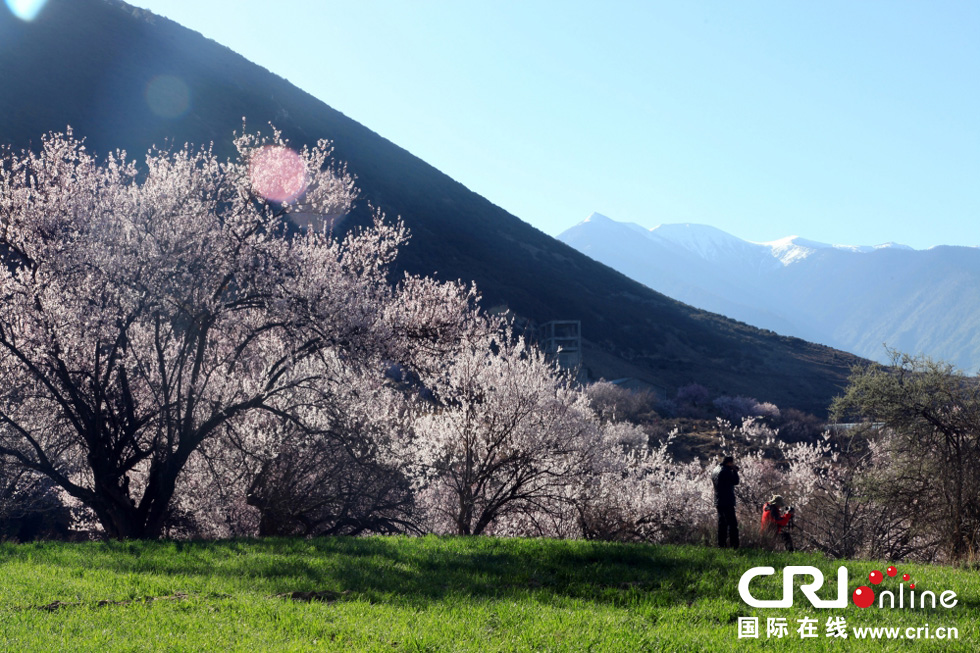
[{"x1": 761, "y1": 494, "x2": 795, "y2": 551}]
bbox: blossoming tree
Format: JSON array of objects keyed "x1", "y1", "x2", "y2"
[
  {"x1": 406, "y1": 328, "x2": 603, "y2": 536},
  {"x1": 0, "y1": 128, "x2": 476, "y2": 538}
]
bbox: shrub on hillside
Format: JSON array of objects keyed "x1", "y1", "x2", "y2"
[
  {"x1": 586, "y1": 381, "x2": 661, "y2": 424},
  {"x1": 675, "y1": 383, "x2": 711, "y2": 418},
  {"x1": 713, "y1": 395, "x2": 780, "y2": 423},
  {"x1": 775, "y1": 408, "x2": 825, "y2": 443}
]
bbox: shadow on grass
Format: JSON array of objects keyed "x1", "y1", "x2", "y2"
[{"x1": 0, "y1": 537, "x2": 796, "y2": 610}]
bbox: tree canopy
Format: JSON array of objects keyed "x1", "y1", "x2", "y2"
[
  {"x1": 832, "y1": 352, "x2": 980, "y2": 560},
  {"x1": 0, "y1": 128, "x2": 475, "y2": 538}
]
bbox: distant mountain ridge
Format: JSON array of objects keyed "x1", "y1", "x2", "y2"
[
  {"x1": 560, "y1": 213, "x2": 980, "y2": 372},
  {"x1": 576, "y1": 214, "x2": 916, "y2": 268}
]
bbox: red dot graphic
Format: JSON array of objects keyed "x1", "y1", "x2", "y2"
[
  {"x1": 902, "y1": 574, "x2": 910, "y2": 581},
  {"x1": 910, "y1": 583, "x2": 915, "y2": 589},
  {"x1": 853, "y1": 586, "x2": 875, "y2": 608},
  {"x1": 868, "y1": 570, "x2": 883, "y2": 585},
  {"x1": 887, "y1": 566, "x2": 898, "y2": 577}
]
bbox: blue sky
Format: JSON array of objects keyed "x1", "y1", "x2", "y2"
[{"x1": 110, "y1": 2, "x2": 979, "y2": 248}]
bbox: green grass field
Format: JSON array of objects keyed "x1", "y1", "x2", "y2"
[{"x1": 0, "y1": 536, "x2": 975, "y2": 651}]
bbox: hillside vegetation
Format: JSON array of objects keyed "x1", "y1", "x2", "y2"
[{"x1": 0, "y1": 537, "x2": 975, "y2": 651}]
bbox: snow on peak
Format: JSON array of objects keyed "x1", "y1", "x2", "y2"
[
  {"x1": 759, "y1": 236, "x2": 914, "y2": 266},
  {"x1": 583, "y1": 212, "x2": 613, "y2": 224},
  {"x1": 647, "y1": 223, "x2": 762, "y2": 262},
  {"x1": 574, "y1": 212, "x2": 651, "y2": 238},
  {"x1": 874, "y1": 242, "x2": 913, "y2": 251},
  {"x1": 565, "y1": 214, "x2": 919, "y2": 267},
  {"x1": 759, "y1": 236, "x2": 831, "y2": 266},
  {"x1": 559, "y1": 212, "x2": 655, "y2": 251}
]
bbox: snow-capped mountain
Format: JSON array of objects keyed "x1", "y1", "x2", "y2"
[
  {"x1": 576, "y1": 213, "x2": 912, "y2": 267},
  {"x1": 649, "y1": 223, "x2": 775, "y2": 266},
  {"x1": 761, "y1": 234, "x2": 913, "y2": 266},
  {"x1": 559, "y1": 213, "x2": 980, "y2": 373}
]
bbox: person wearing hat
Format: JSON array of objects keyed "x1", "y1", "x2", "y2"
[
  {"x1": 761, "y1": 494, "x2": 795, "y2": 551},
  {"x1": 710, "y1": 455, "x2": 740, "y2": 548}
]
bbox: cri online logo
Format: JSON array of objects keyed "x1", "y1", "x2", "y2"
[{"x1": 738, "y1": 565, "x2": 958, "y2": 609}]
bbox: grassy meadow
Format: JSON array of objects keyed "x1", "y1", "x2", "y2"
[{"x1": 0, "y1": 536, "x2": 976, "y2": 651}]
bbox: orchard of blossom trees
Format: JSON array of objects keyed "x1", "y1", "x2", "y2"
[{"x1": 0, "y1": 129, "x2": 971, "y2": 563}]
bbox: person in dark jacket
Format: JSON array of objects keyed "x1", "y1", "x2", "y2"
[{"x1": 710, "y1": 455, "x2": 740, "y2": 548}]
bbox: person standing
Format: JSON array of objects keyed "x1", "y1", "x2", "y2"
[{"x1": 711, "y1": 455, "x2": 740, "y2": 548}]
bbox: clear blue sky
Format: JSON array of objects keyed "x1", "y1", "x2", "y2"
[{"x1": 118, "y1": 2, "x2": 979, "y2": 248}]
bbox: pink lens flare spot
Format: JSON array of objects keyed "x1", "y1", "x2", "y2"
[
  {"x1": 886, "y1": 566, "x2": 897, "y2": 577},
  {"x1": 902, "y1": 573, "x2": 910, "y2": 582},
  {"x1": 853, "y1": 586, "x2": 875, "y2": 608},
  {"x1": 868, "y1": 570, "x2": 883, "y2": 585},
  {"x1": 249, "y1": 145, "x2": 308, "y2": 203}
]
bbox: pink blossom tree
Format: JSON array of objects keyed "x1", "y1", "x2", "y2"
[
  {"x1": 404, "y1": 327, "x2": 603, "y2": 536},
  {"x1": 240, "y1": 361, "x2": 418, "y2": 537},
  {"x1": 0, "y1": 128, "x2": 476, "y2": 539},
  {"x1": 576, "y1": 426, "x2": 714, "y2": 543}
]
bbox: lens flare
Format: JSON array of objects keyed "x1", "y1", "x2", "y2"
[
  {"x1": 5, "y1": 0, "x2": 48, "y2": 21},
  {"x1": 144, "y1": 75, "x2": 191, "y2": 119},
  {"x1": 249, "y1": 145, "x2": 308, "y2": 203}
]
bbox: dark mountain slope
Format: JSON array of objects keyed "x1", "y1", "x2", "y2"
[{"x1": 0, "y1": 0, "x2": 863, "y2": 414}]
